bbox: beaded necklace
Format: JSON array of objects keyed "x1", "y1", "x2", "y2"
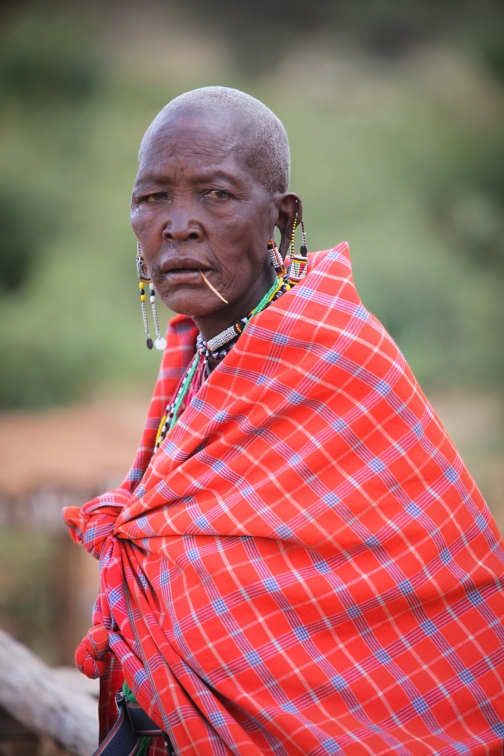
[{"x1": 154, "y1": 272, "x2": 295, "y2": 450}]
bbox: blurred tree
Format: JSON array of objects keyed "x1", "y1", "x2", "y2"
[
  {"x1": 167, "y1": 0, "x2": 504, "y2": 73},
  {"x1": 482, "y1": 33, "x2": 504, "y2": 84},
  {"x1": 0, "y1": 6, "x2": 99, "y2": 103},
  {"x1": 2, "y1": 0, "x2": 503, "y2": 75},
  {"x1": 0, "y1": 6, "x2": 109, "y2": 408},
  {"x1": 0, "y1": 338, "x2": 104, "y2": 409},
  {"x1": 434, "y1": 134, "x2": 504, "y2": 283},
  {"x1": 0, "y1": 192, "x2": 41, "y2": 292}
]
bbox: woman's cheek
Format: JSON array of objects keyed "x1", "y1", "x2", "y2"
[{"x1": 131, "y1": 206, "x2": 159, "y2": 236}]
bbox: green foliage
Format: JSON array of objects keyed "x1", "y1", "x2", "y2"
[
  {"x1": 478, "y1": 29, "x2": 504, "y2": 84},
  {"x1": 427, "y1": 117, "x2": 504, "y2": 281},
  {"x1": 178, "y1": 0, "x2": 504, "y2": 72},
  {"x1": 0, "y1": 10, "x2": 100, "y2": 103},
  {"x1": 0, "y1": 335, "x2": 103, "y2": 409},
  {"x1": 0, "y1": 192, "x2": 41, "y2": 291}
]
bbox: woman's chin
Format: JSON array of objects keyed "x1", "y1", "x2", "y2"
[{"x1": 160, "y1": 291, "x2": 226, "y2": 318}]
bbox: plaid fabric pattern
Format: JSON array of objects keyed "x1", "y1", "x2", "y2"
[
  {"x1": 97, "y1": 650, "x2": 124, "y2": 743},
  {"x1": 64, "y1": 243, "x2": 504, "y2": 755}
]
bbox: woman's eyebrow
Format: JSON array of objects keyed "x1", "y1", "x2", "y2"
[
  {"x1": 134, "y1": 168, "x2": 244, "y2": 190},
  {"x1": 133, "y1": 174, "x2": 171, "y2": 190}
]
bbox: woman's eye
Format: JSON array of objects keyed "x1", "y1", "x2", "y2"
[
  {"x1": 205, "y1": 189, "x2": 228, "y2": 200},
  {"x1": 144, "y1": 193, "x2": 168, "y2": 203}
]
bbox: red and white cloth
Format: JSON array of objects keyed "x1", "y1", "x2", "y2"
[{"x1": 64, "y1": 244, "x2": 504, "y2": 755}]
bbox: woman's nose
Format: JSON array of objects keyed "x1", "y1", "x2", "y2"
[{"x1": 162, "y1": 211, "x2": 202, "y2": 242}]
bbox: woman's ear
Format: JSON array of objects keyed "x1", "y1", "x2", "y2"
[{"x1": 275, "y1": 193, "x2": 303, "y2": 259}]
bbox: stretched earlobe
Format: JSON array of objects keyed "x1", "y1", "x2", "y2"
[{"x1": 276, "y1": 193, "x2": 303, "y2": 258}]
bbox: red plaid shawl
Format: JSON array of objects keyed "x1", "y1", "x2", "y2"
[{"x1": 64, "y1": 243, "x2": 504, "y2": 755}]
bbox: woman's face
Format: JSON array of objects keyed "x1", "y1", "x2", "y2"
[{"x1": 131, "y1": 111, "x2": 297, "y2": 341}]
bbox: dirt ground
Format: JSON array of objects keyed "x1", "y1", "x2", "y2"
[{"x1": 0, "y1": 396, "x2": 150, "y2": 499}]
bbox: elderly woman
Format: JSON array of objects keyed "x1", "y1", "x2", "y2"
[{"x1": 64, "y1": 88, "x2": 504, "y2": 756}]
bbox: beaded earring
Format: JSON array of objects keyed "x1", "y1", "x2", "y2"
[
  {"x1": 288, "y1": 217, "x2": 308, "y2": 283},
  {"x1": 136, "y1": 243, "x2": 167, "y2": 351},
  {"x1": 268, "y1": 239, "x2": 286, "y2": 277}
]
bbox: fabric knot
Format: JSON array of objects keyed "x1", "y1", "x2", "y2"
[
  {"x1": 62, "y1": 489, "x2": 131, "y2": 558},
  {"x1": 75, "y1": 624, "x2": 110, "y2": 679}
]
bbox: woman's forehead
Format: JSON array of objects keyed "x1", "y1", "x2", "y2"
[
  {"x1": 135, "y1": 154, "x2": 252, "y2": 194},
  {"x1": 140, "y1": 112, "x2": 248, "y2": 169},
  {"x1": 135, "y1": 109, "x2": 277, "y2": 194}
]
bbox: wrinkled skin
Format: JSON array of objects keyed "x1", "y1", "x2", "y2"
[{"x1": 131, "y1": 110, "x2": 302, "y2": 341}]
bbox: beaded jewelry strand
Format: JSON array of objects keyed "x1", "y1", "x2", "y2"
[
  {"x1": 268, "y1": 239, "x2": 286, "y2": 277},
  {"x1": 197, "y1": 274, "x2": 285, "y2": 360},
  {"x1": 136, "y1": 243, "x2": 167, "y2": 351},
  {"x1": 287, "y1": 217, "x2": 308, "y2": 283},
  {"x1": 154, "y1": 351, "x2": 202, "y2": 449}
]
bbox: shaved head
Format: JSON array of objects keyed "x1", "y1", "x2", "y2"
[{"x1": 139, "y1": 86, "x2": 290, "y2": 195}]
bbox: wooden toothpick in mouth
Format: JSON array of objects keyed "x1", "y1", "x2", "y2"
[{"x1": 199, "y1": 270, "x2": 229, "y2": 304}]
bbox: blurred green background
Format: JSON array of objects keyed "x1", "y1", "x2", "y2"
[
  {"x1": 0, "y1": 0, "x2": 503, "y2": 406},
  {"x1": 0, "y1": 0, "x2": 503, "y2": 665}
]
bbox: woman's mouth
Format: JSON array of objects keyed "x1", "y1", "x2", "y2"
[{"x1": 165, "y1": 268, "x2": 206, "y2": 284}]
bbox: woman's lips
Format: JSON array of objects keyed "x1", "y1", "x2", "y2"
[{"x1": 165, "y1": 268, "x2": 205, "y2": 284}]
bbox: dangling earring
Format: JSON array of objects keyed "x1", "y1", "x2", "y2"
[
  {"x1": 288, "y1": 217, "x2": 308, "y2": 283},
  {"x1": 268, "y1": 239, "x2": 286, "y2": 277},
  {"x1": 136, "y1": 243, "x2": 167, "y2": 351}
]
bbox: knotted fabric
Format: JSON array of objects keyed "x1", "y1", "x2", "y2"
[
  {"x1": 75, "y1": 624, "x2": 110, "y2": 679},
  {"x1": 63, "y1": 244, "x2": 504, "y2": 755}
]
